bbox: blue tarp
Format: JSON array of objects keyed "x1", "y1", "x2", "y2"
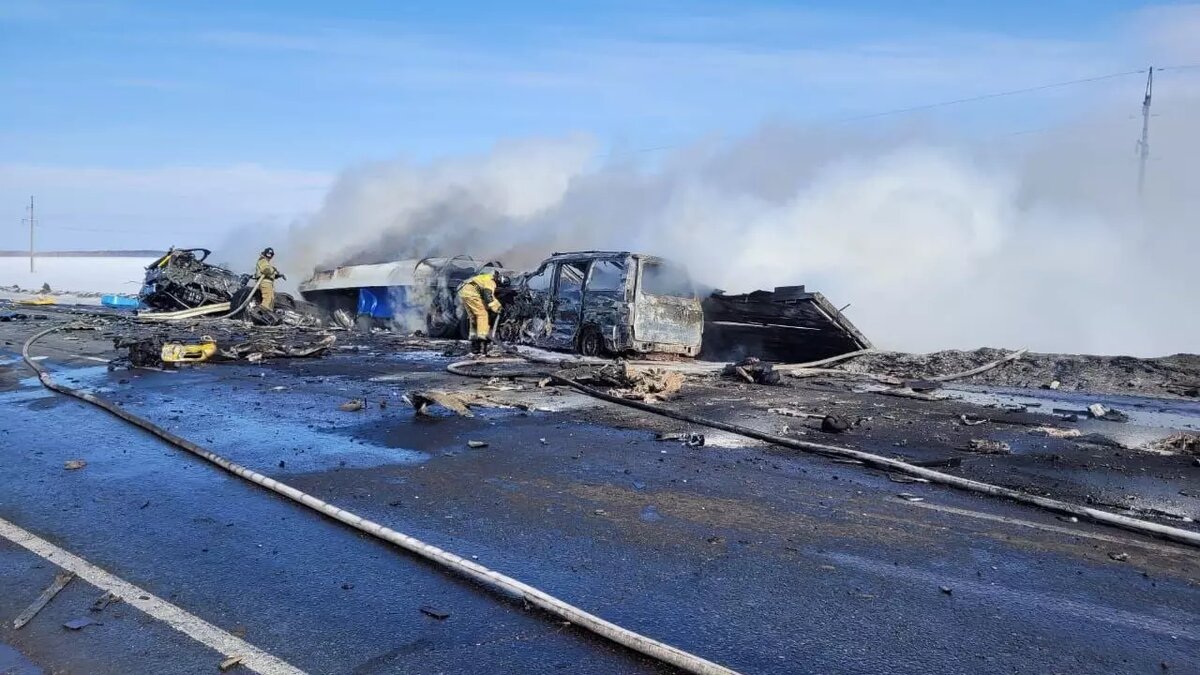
[
  {"x1": 357, "y1": 286, "x2": 401, "y2": 319},
  {"x1": 101, "y1": 294, "x2": 141, "y2": 310}
]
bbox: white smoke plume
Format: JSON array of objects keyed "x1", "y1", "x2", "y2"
[{"x1": 275, "y1": 103, "x2": 1198, "y2": 357}]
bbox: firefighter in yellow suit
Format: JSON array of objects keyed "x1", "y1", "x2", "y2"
[
  {"x1": 255, "y1": 247, "x2": 284, "y2": 311},
  {"x1": 457, "y1": 271, "x2": 510, "y2": 355}
]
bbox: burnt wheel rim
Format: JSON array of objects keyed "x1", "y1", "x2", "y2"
[{"x1": 580, "y1": 329, "x2": 601, "y2": 356}]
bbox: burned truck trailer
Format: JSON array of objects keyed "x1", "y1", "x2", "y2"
[
  {"x1": 298, "y1": 256, "x2": 504, "y2": 335},
  {"x1": 497, "y1": 251, "x2": 704, "y2": 357},
  {"x1": 702, "y1": 285, "x2": 872, "y2": 362}
]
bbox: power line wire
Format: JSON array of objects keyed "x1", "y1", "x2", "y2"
[
  {"x1": 604, "y1": 67, "x2": 1156, "y2": 159},
  {"x1": 830, "y1": 69, "x2": 1147, "y2": 124}
]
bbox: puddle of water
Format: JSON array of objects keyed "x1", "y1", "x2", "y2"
[
  {"x1": 14, "y1": 362, "x2": 433, "y2": 476},
  {"x1": 387, "y1": 350, "x2": 451, "y2": 363},
  {"x1": 944, "y1": 385, "x2": 1200, "y2": 432}
]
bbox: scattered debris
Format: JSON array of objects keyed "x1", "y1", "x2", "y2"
[
  {"x1": 338, "y1": 399, "x2": 365, "y2": 412},
  {"x1": 1030, "y1": 427, "x2": 1082, "y2": 439},
  {"x1": 219, "y1": 655, "x2": 245, "y2": 672},
  {"x1": 768, "y1": 407, "x2": 825, "y2": 420},
  {"x1": 1044, "y1": 380, "x2": 1061, "y2": 390},
  {"x1": 559, "y1": 362, "x2": 683, "y2": 402},
  {"x1": 939, "y1": 585, "x2": 953, "y2": 595},
  {"x1": 959, "y1": 414, "x2": 989, "y2": 426},
  {"x1": 897, "y1": 493, "x2": 925, "y2": 502},
  {"x1": 721, "y1": 357, "x2": 782, "y2": 386},
  {"x1": 89, "y1": 591, "x2": 122, "y2": 613},
  {"x1": 62, "y1": 617, "x2": 98, "y2": 630},
  {"x1": 656, "y1": 431, "x2": 705, "y2": 446},
  {"x1": 409, "y1": 390, "x2": 474, "y2": 417},
  {"x1": 820, "y1": 415, "x2": 851, "y2": 434},
  {"x1": 114, "y1": 333, "x2": 335, "y2": 368},
  {"x1": 1107, "y1": 551, "x2": 1130, "y2": 562},
  {"x1": 962, "y1": 439, "x2": 1011, "y2": 455},
  {"x1": 218, "y1": 334, "x2": 335, "y2": 360},
  {"x1": 1088, "y1": 403, "x2": 1130, "y2": 423},
  {"x1": 1141, "y1": 433, "x2": 1200, "y2": 456},
  {"x1": 420, "y1": 605, "x2": 451, "y2": 620},
  {"x1": 467, "y1": 440, "x2": 489, "y2": 449},
  {"x1": 64, "y1": 459, "x2": 87, "y2": 470},
  {"x1": 12, "y1": 571, "x2": 75, "y2": 629}
]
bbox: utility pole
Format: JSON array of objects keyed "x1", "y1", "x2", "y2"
[
  {"x1": 1137, "y1": 66, "x2": 1153, "y2": 198},
  {"x1": 22, "y1": 196, "x2": 36, "y2": 273}
]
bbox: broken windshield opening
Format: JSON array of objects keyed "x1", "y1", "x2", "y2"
[{"x1": 639, "y1": 260, "x2": 696, "y2": 299}]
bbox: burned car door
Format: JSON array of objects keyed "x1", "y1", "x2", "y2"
[
  {"x1": 549, "y1": 260, "x2": 588, "y2": 349},
  {"x1": 578, "y1": 257, "x2": 630, "y2": 355}
]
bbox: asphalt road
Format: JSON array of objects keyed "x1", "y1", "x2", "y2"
[{"x1": 1, "y1": 322, "x2": 1198, "y2": 674}]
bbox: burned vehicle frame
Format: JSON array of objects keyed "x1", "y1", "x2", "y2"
[
  {"x1": 496, "y1": 251, "x2": 703, "y2": 357},
  {"x1": 139, "y1": 248, "x2": 250, "y2": 311},
  {"x1": 298, "y1": 255, "x2": 505, "y2": 336}
]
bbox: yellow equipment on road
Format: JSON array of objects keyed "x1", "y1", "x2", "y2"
[
  {"x1": 160, "y1": 337, "x2": 218, "y2": 364},
  {"x1": 17, "y1": 296, "x2": 55, "y2": 306}
]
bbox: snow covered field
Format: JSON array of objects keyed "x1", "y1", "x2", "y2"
[{"x1": 0, "y1": 256, "x2": 155, "y2": 296}]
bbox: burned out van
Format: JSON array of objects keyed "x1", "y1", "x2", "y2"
[{"x1": 497, "y1": 251, "x2": 703, "y2": 357}]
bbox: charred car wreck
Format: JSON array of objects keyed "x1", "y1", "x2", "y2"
[
  {"x1": 496, "y1": 251, "x2": 704, "y2": 357},
  {"x1": 139, "y1": 248, "x2": 248, "y2": 311},
  {"x1": 139, "y1": 247, "x2": 315, "y2": 326}
]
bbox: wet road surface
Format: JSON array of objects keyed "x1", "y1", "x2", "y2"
[{"x1": 1, "y1": 332, "x2": 1198, "y2": 674}]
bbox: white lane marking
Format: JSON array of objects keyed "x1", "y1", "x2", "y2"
[
  {"x1": 898, "y1": 499, "x2": 1194, "y2": 557},
  {"x1": 0, "y1": 516, "x2": 306, "y2": 675}
]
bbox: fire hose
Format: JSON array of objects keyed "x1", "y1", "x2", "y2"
[
  {"x1": 446, "y1": 357, "x2": 1200, "y2": 549},
  {"x1": 21, "y1": 323, "x2": 739, "y2": 675}
]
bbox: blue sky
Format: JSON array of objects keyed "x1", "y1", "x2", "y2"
[{"x1": 1, "y1": 0, "x2": 1197, "y2": 250}]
